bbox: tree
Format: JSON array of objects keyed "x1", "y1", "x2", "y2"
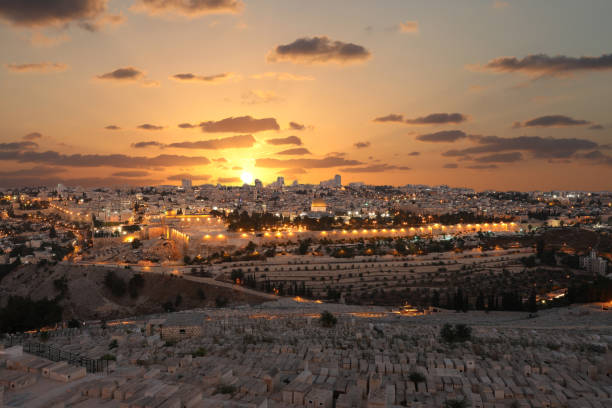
[
  {"x1": 408, "y1": 372, "x2": 425, "y2": 391},
  {"x1": 527, "y1": 290, "x2": 538, "y2": 314},
  {"x1": 444, "y1": 398, "x2": 469, "y2": 408},
  {"x1": 319, "y1": 310, "x2": 337, "y2": 328}
]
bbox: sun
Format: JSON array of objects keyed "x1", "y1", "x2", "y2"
[{"x1": 240, "y1": 171, "x2": 254, "y2": 185}]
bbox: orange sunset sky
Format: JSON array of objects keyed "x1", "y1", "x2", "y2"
[{"x1": 0, "y1": 0, "x2": 611, "y2": 191}]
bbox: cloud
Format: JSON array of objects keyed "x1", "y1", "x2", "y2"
[
  {"x1": 167, "y1": 134, "x2": 256, "y2": 149},
  {"x1": 442, "y1": 135, "x2": 599, "y2": 159},
  {"x1": 213, "y1": 157, "x2": 227, "y2": 163},
  {"x1": 472, "y1": 53, "x2": 612, "y2": 77},
  {"x1": 575, "y1": 151, "x2": 612, "y2": 167},
  {"x1": 105, "y1": 125, "x2": 120, "y2": 130},
  {"x1": 0, "y1": 141, "x2": 38, "y2": 151},
  {"x1": 200, "y1": 116, "x2": 279, "y2": 133},
  {"x1": 268, "y1": 36, "x2": 371, "y2": 65},
  {"x1": 171, "y1": 72, "x2": 239, "y2": 83},
  {"x1": 168, "y1": 173, "x2": 212, "y2": 181},
  {"x1": 111, "y1": 171, "x2": 151, "y2": 178},
  {"x1": 133, "y1": 0, "x2": 243, "y2": 17},
  {"x1": 416, "y1": 130, "x2": 467, "y2": 143},
  {"x1": 241, "y1": 89, "x2": 282, "y2": 104},
  {"x1": 6, "y1": 62, "x2": 68, "y2": 73},
  {"x1": 405, "y1": 113, "x2": 468, "y2": 125},
  {"x1": 289, "y1": 122, "x2": 306, "y2": 131},
  {"x1": 354, "y1": 141, "x2": 371, "y2": 149},
  {"x1": 23, "y1": 132, "x2": 42, "y2": 141},
  {"x1": 0, "y1": 150, "x2": 210, "y2": 168},
  {"x1": 281, "y1": 167, "x2": 307, "y2": 176},
  {"x1": 373, "y1": 114, "x2": 404, "y2": 123},
  {"x1": 256, "y1": 156, "x2": 363, "y2": 169},
  {"x1": 178, "y1": 123, "x2": 196, "y2": 129},
  {"x1": 513, "y1": 115, "x2": 591, "y2": 128},
  {"x1": 473, "y1": 152, "x2": 523, "y2": 163},
  {"x1": 492, "y1": 1, "x2": 509, "y2": 9},
  {"x1": 589, "y1": 124, "x2": 605, "y2": 130},
  {"x1": 97, "y1": 67, "x2": 144, "y2": 81},
  {"x1": 408, "y1": 151, "x2": 420, "y2": 156},
  {"x1": 0, "y1": 0, "x2": 110, "y2": 28},
  {"x1": 0, "y1": 166, "x2": 66, "y2": 177},
  {"x1": 399, "y1": 20, "x2": 418, "y2": 34},
  {"x1": 266, "y1": 136, "x2": 302, "y2": 146},
  {"x1": 0, "y1": 175, "x2": 164, "y2": 188},
  {"x1": 339, "y1": 164, "x2": 410, "y2": 173},
  {"x1": 277, "y1": 148, "x2": 311, "y2": 155},
  {"x1": 138, "y1": 124, "x2": 164, "y2": 130},
  {"x1": 443, "y1": 163, "x2": 458, "y2": 169},
  {"x1": 77, "y1": 12, "x2": 125, "y2": 32},
  {"x1": 217, "y1": 177, "x2": 241, "y2": 184},
  {"x1": 465, "y1": 164, "x2": 498, "y2": 170},
  {"x1": 251, "y1": 72, "x2": 314, "y2": 81},
  {"x1": 132, "y1": 141, "x2": 164, "y2": 148}
]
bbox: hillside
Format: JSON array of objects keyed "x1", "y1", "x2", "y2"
[{"x1": 0, "y1": 263, "x2": 267, "y2": 322}]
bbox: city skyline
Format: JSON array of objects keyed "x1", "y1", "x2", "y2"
[{"x1": 1, "y1": 0, "x2": 612, "y2": 191}]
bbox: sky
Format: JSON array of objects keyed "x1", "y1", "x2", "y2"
[{"x1": 0, "y1": 0, "x2": 611, "y2": 191}]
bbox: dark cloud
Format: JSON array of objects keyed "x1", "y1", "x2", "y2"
[
  {"x1": 339, "y1": 164, "x2": 410, "y2": 173},
  {"x1": 105, "y1": 125, "x2": 120, "y2": 130},
  {"x1": 266, "y1": 136, "x2": 302, "y2": 146},
  {"x1": 416, "y1": 130, "x2": 467, "y2": 143},
  {"x1": 576, "y1": 151, "x2": 612, "y2": 167},
  {"x1": 443, "y1": 135, "x2": 599, "y2": 159},
  {"x1": 0, "y1": 150, "x2": 210, "y2": 168},
  {"x1": 138, "y1": 123, "x2": 164, "y2": 130},
  {"x1": 589, "y1": 124, "x2": 605, "y2": 130},
  {"x1": 473, "y1": 152, "x2": 523, "y2": 163},
  {"x1": 289, "y1": 121, "x2": 305, "y2": 130},
  {"x1": 23, "y1": 132, "x2": 42, "y2": 141},
  {"x1": 200, "y1": 116, "x2": 279, "y2": 133},
  {"x1": 171, "y1": 72, "x2": 237, "y2": 83},
  {"x1": 0, "y1": 176, "x2": 163, "y2": 188},
  {"x1": 443, "y1": 163, "x2": 458, "y2": 169},
  {"x1": 0, "y1": 166, "x2": 66, "y2": 177},
  {"x1": 217, "y1": 177, "x2": 241, "y2": 184},
  {"x1": 354, "y1": 141, "x2": 370, "y2": 149},
  {"x1": 111, "y1": 171, "x2": 150, "y2": 178},
  {"x1": 474, "y1": 53, "x2": 612, "y2": 77},
  {"x1": 407, "y1": 151, "x2": 420, "y2": 156},
  {"x1": 405, "y1": 113, "x2": 467, "y2": 125},
  {"x1": 6, "y1": 62, "x2": 68, "y2": 73},
  {"x1": 134, "y1": 0, "x2": 243, "y2": 17},
  {"x1": 256, "y1": 157, "x2": 363, "y2": 169},
  {"x1": 277, "y1": 148, "x2": 311, "y2": 155},
  {"x1": 0, "y1": 141, "x2": 38, "y2": 151},
  {"x1": 132, "y1": 141, "x2": 164, "y2": 148},
  {"x1": 268, "y1": 36, "x2": 371, "y2": 64},
  {"x1": 178, "y1": 123, "x2": 197, "y2": 129},
  {"x1": 513, "y1": 115, "x2": 591, "y2": 128},
  {"x1": 168, "y1": 173, "x2": 212, "y2": 181},
  {"x1": 465, "y1": 164, "x2": 498, "y2": 170},
  {"x1": 97, "y1": 67, "x2": 144, "y2": 81},
  {"x1": 373, "y1": 114, "x2": 404, "y2": 123},
  {"x1": 0, "y1": 0, "x2": 109, "y2": 28},
  {"x1": 167, "y1": 134, "x2": 255, "y2": 149}
]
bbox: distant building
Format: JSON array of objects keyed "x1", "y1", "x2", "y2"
[
  {"x1": 254, "y1": 179, "x2": 263, "y2": 190},
  {"x1": 181, "y1": 178, "x2": 192, "y2": 190},
  {"x1": 320, "y1": 174, "x2": 341, "y2": 188},
  {"x1": 580, "y1": 250, "x2": 608, "y2": 275},
  {"x1": 311, "y1": 199, "x2": 327, "y2": 213}
]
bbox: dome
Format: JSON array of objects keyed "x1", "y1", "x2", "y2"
[{"x1": 311, "y1": 199, "x2": 327, "y2": 206}]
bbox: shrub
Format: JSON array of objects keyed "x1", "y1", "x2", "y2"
[{"x1": 319, "y1": 310, "x2": 337, "y2": 328}]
